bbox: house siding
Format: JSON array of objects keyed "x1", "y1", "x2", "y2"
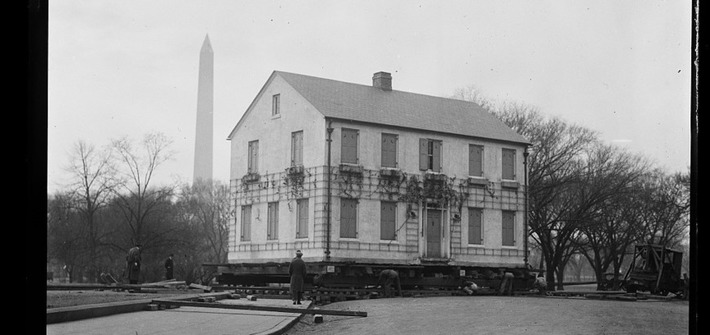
[{"x1": 228, "y1": 73, "x2": 527, "y2": 267}]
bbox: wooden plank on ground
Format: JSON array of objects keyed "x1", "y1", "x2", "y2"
[
  {"x1": 549, "y1": 290, "x2": 626, "y2": 296},
  {"x1": 151, "y1": 299, "x2": 367, "y2": 317},
  {"x1": 189, "y1": 283, "x2": 213, "y2": 292}
]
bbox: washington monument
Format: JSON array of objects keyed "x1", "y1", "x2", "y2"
[{"x1": 193, "y1": 34, "x2": 214, "y2": 183}]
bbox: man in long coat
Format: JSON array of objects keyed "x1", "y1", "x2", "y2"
[
  {"x1": 164, "y1": 254, "x2": 174, "y2": 280},
  {"x1": 126, "y1": 245, "x2": 142, "y2": 284},
  {"x1": 289, "y1": 250, "x2": 307, "y2": 305}
]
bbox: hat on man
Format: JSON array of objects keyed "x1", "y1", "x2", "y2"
[{"x1": 296, "y1": 250, "x2": 303, "y2": 256}]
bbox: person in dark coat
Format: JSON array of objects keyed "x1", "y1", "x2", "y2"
[
  {"x1": 378, "y1": 269, "x2": 402, "y2": 298},
  {"x1": 164, "y1": 254, "x2": 174, "y2": 280},
  {"x1": 498, "y1": 269, "x2": 514, "y2": 296},
  {"x1": 289, "y1": 250, "x2": 307, "y2": 305},
  {"x1": 125, "y1": 244, "x2": 142, "y2": 284}
]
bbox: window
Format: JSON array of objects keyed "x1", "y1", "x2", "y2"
[
  {"x1": 381, "y1": 133, "x2": 398, "y2": 168},
  {"x1": 340, "y1": 198, "x2": 358, "y2": 238},
  {"x1": 502, "y1": 211, "x2": 515, "y2": 246},
  {"x1": 380, "y1": 201, "x2": 397, "y2": 240},
  {"x1": 296, "y1": 199, "x2": 309, "y2": 238},
  {"x1": 291, "y1": 131, "x2": 303, "y2": 167},
  {"x1": 419, "y1": 139, "x2": 442, "y2": 172},
  {"x1": 272, "y1": 94, "x2": 280, "y2": 116},
  {"x1": 240, "y1": 205, "x2": 252, "y2": 241},
  {"x1": 502, "y1": 148, "x2": 516, "y2": 180},
  {"x1": 248, "y1": 140, "x2": 259, "y2": 173},
  {"x1": 468, "y1": 208, "x2": 483, "y2": 245},
  {"x1": 341, "y1": 128, "x2": 359, "y2": 164},
  {"x1": 267, "y1": 202, "x2": 279, "y2": 240},
  {"x1": 469, "y1": 145, "x2": 483, "y2": 177}
]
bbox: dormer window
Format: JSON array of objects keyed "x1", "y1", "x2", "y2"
[{"x1": 272, "y1": 94, "x2": 280, "y2": 116}]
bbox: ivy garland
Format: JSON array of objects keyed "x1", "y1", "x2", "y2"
[
  {"x1": 336, "y1": 169, "x2": 364, "y2": 198},
  {"x1": 375, "y1": 171, "x2": 408, "y2": 200},
  {"x1": 396, "y1": 174, "x2": 470, "y2": 212},
  {"x1": 283, "y1": 167, "x2": 306, "y2": 199}
]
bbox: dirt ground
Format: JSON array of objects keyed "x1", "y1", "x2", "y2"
[
  {"x1": 285, "y1": 296, "x2": 690, "y2": 335},
  {"x1": 45, "y1": 286, "x2": 692, "y2": 335}
]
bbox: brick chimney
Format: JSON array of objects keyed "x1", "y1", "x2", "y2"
[{"x1": 372, "y1": 72, "x2": 392, "y2": 91}]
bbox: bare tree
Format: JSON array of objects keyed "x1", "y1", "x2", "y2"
[
  {"x1": 450, "y1": 85, "x2": 495, "y2": 110},
  {"x1": 178, "y1": 179, "x2": 232, "y2": 264},
  {"x1": 453, "y1": 87, "x2": 598, "y2": 289},
  {"x1": 498, "y1": 105, "x2": 598, "y2": 290},
  {"x1": 635, "y1": 169, "x2": 690, "y2": 248},
  {"x1": 110, "y1": 132, "x2": 175, "y2": 250},
  {"x1": 62, "y1": 140, "x2": 118, "y2": 281},
  {"x1": 47, "y1": 192, "x2": 84, "y2": 282},
  {"x1": 574, "y1": 144, "x2": 649, "y2": 289}
]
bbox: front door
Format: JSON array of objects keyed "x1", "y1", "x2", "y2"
[{"x1": 426, "y1": 209, "x2": 442, "y2": 258}]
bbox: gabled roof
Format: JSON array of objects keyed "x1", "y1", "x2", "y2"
[{"x1": 229, "y1": 71, "x2": 530, "y2": 145}]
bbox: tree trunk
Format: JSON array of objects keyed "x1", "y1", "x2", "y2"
[{"x1": 555, "y1": 265, "x2": 565, "y2": 290}]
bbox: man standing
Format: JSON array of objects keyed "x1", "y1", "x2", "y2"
[
  {"x1": 125, "y1": 244, "x2": 141, "y2": 284},
  {"x1": 289, "y1": 250, "x2": 307, "y2": 305},
  {"x1": 165, "y1": 254, "x2": 174, "y2": 280},
  {"x1": 498, "y1": 269, "x2": 514, "y2": 296},
  {"x1": 378, "y1": 269, "x2": 402, "y2": 298}
]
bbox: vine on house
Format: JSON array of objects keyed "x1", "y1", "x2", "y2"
[
  {"x1": 336, "y1": 168, "x2": 364, "y2": 198},
  {"x1": 397, "y1": 174, "x2": 470, "y2": 212},
  {"x1": 283, "y1": 166, "x2": 306, "y2": 199},
  {"x1": 375, "y1": 170, "x2": 407, "y2": 200}
]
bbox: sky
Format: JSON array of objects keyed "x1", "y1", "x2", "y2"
[{"x1": 47, "y1": 0, "x2": 693, "y2": 194}]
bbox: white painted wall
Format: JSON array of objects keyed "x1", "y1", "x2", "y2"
[
  {"x1": 328, "y1": 120, "x2": 527, "y2": 183},
  {"x1": 229, "y1": 74, "x2": 327, "y2": 180}
]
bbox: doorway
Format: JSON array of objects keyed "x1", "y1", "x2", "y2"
[{"x1": 426, "y1": 209, "x2": 442, "y2": 258}]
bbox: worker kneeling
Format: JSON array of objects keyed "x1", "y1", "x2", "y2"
[
  {"x1": 463, "y1": 281, "x2": 479, "y2": 295},
  {"x1": 378, "y1": 269, "x2": 402, "y2": 298},
  {"x1": 532, "y1": 273, "x2": 547, "y2": 295}
]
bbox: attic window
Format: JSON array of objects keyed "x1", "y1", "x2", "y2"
[{"x1": 272, "y1": 94, "x2": 280, "y2": 116}]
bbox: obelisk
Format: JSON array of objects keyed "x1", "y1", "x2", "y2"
[{"x1": 193, "y1": 34, "x2": 214, "y2": 183}]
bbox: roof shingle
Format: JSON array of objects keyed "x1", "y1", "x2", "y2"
[{"x1": 276, "y1": 71, "x2": 529, "y2": 145}]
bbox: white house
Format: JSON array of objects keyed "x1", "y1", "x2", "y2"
[{"x1": 226, "y1": 71, "x2": 531, "y2": 269}]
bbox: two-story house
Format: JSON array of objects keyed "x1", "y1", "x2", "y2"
[{"x1": 226, "y1": 71, "x2": 530, "y2": 271}]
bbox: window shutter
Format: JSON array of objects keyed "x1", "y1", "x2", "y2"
[
  {"x1": 267, "y1": 202, "x2": 278, "y2": 240},
  {"x1": 469, "y1": 145, "x2": 483, "y2": 177},
  {"x1": 248, "y1": 141, "x2": 259, "y2": 173},
  {"x1": 297, "y1": 199, "x2": 308, "y2": 238},
  {"x1": 296, "y1": 132, "x2": 303, "y2": 165},
  {"x1": 381, "y1": 134, "x2": 397, "y2": 168},
  {"x1": 241, "y1": 206, "x2": 251, "y2": 241},
  {"x1": 380, "y1": 202, "x2": 396, "y2": 240},
  {"x1": 291, "y1": 133, "x2": 296, "y2": 166},
  {"x1": 419, "y1": 139, "x2": 428, "y2": 170},
  {"x1": 432, "y1": 141, "x2": 442, "y2": 172},
  {"x1": 292, "y1": 131, "x2": 303, "y2": 166},
  {"x1": 247, "y1": 142, "x2": 253, "y2": 173},
  {"x1": 502, "y1": 149, "x2": 515, "y2": 180},
  {"x1": 502, "y1": 211, "x2": 515, "y2": 246},
  {"x1": 342, "y1": 129, "x2": 358, "y2": 164},
  {"x1": 340, "y1": 199, "x2": 357, "y2": 238},
  {"x1": 468, "y1": 208, "x2": 482, "y2": 244}
]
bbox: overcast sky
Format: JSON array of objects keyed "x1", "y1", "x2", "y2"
[{"x1": 47, "y1": 0, "x2": 692, "y2": 194}]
